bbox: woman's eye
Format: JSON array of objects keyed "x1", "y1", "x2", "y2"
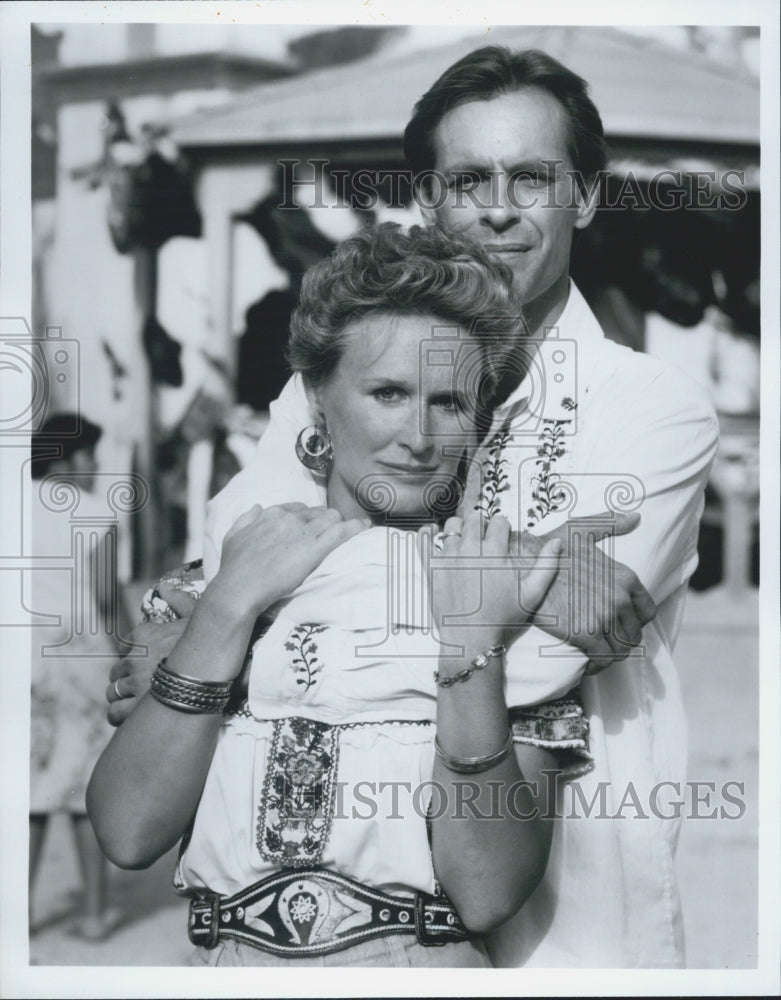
[{"x1": 434, "y1": 396, "x2": 463, "y2": 414}]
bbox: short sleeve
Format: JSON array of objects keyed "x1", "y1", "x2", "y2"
[{"x1": 509, "y1": 689, "x2": 593, "y2": 781}]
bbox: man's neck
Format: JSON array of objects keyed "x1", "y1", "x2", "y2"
[
  {"x1": 521, "y1": 272, "x2": 571, "y2": 340},
  {"x1": 495, "y1": 272, "x2": 572, "y2": 403}
]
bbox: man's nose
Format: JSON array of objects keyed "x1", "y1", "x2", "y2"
[{"x1": 480, "y1": 173, "x2": 521, "y2": 232}]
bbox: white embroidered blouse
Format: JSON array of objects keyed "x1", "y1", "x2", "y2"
[{"x1": 171, "y1": 528, "x2": 591, "y2": 900}]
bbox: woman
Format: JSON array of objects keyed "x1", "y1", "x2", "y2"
[{"x1": 88, "y1": 224, "x2": 589, "y2": 967}]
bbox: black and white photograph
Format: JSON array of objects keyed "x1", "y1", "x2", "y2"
[{"x1": 0, "y1": 1, "x2": 778, "y2": 996}]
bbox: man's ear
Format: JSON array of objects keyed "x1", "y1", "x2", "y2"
[
  {"x1": 573, "y1": 174, "x2": 599, "y2": 231},
  {"x1": 415, "y1": 178, "x2": 439, "y2": 225}
]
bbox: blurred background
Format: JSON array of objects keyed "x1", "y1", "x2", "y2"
[{"x1": 27, "y1": 21, "x2": 760, "y2": 969}]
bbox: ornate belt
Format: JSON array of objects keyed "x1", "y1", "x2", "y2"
[{"x1": 188, "y1": 868, "x2": 470, "y2": 957}]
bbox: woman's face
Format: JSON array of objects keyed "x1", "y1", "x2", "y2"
[{"x1": 310, "y1": 312, "x2": 482, "y2": 525}]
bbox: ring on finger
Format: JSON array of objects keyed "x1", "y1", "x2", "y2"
[
  {"x1": 112, "y1": 679, "x2": 123, "y2": 701},
  {"x1": 433, "y1": 530, "x2": 463, "y2": 551}
]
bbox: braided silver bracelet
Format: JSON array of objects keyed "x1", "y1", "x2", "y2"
[
  {"x1": 433, "y1": 643, "x2": 506, "y2": 688},
  {"x1": 434, "y1": 730, "x2": 515, "y2": 774},
  {"x1": 149, "y1": 658, "x2": 233, "y2": 715}
]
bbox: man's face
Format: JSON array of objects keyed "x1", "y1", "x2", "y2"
[{"x1": 426, "y1": 87, "x2": 596, "y2": 324}]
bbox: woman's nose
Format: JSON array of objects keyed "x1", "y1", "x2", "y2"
[{"x1": 399, "y1": 408, "x2": 434, "y2": 458}]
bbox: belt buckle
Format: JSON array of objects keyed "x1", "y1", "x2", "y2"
[{"x1": 190, "y1": 892, "x2": 221, "y2": 949}]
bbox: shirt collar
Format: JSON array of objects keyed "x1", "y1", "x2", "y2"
[{"x1": 493, "y1": 280, "x2": 605, "y2": 423}]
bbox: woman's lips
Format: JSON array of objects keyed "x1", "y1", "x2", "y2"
[{"x1": 378, "y1": 463, "x2": 439, "y2": 475}]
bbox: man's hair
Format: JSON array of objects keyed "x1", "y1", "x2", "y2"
[
  {"x1": 404, "y1": 46, "x2": 608, "y2": 181},
  {"x1": 288, "y1": 222, "x2": 522, "y2": 397}
]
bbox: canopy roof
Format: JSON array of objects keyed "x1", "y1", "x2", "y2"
[{"x1": 171, "y1": 25, "x2": 759, "y2": 151}]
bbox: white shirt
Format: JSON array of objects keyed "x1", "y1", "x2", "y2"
[
  {"x1": 473, "y1": 283, "x2": 718, "y2": 968},
  {"x1": 204, "y1": 282, "x2": 718, "y2": 967}
]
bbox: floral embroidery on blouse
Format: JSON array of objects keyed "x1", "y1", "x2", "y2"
[
  {"x1": 526, "y1": 397, "x2": 578, "y2": 528},
  {"x1": 257, "y1": 717, "x2": 339, "y2": 867},
  {"x1": 474, "y1": 417, "x2": 512, "y2": 520},
  {"x1": 248, "y1": 693, "x2": 590, "y2": 867},
  {"x1": 509, "y1": 693, "x2": 593, "y2": 780},
  {"x1": 285, "y1": 623, "x2": 328, "y2": 692}
]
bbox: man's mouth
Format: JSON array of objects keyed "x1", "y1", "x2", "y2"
[{"x1": 484, "y1": 243, "x2": 532, "y2": 254}]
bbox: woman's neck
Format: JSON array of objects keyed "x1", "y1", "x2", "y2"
[{"x1": 325, "y1": 483, "x2": 441, "y2": 533}]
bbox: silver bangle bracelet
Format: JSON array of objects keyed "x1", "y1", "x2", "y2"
[
  {"x1": 154, "y1": 657, "x2": 234, "y2": 690},
  {"x1": 149, "y1": 659, "x2": 233, "y2": 715},
  {"x1": 434, "y1": 730, "x2": 515, "y2": 774}
]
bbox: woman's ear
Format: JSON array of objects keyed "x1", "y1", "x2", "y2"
[{"x1": 303, "y1": 381, "x2": 323, "y2": 422}]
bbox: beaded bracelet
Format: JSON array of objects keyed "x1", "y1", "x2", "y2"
[
  {"x1": 434, "y1": 730, "x2": 515, "y2": 774},
  {"x1": 149, "y1": 658, "x2": 233, "y2": 715},
  {"x1": 433, "y1": 643, "x2": 506, "y2": 688}
]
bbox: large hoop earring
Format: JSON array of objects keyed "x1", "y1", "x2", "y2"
[{"x1": 295, "y1": 424, "x2": 333, "y2": 472}]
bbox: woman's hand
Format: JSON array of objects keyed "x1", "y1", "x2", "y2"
[
  {"x1": 214, "y1": 503, "x2": 369, "y2": 619},
  {"x1": 424, "y1": 511, "x2": 562, "y2": 652}
]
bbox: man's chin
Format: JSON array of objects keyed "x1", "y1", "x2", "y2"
[{"x1": 510, "y1": 271, "x2": 537, "y2": 304}]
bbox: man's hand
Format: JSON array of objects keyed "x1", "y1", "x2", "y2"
[
  {"x1": 106, "y1": 584, "x2": 194, "y2": 726},
  {"x1": 519, "y1": 511, "x2": 657, "y2": 673}
]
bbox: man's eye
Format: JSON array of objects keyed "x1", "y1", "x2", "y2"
[
  {"x1": 449, "y1": 171, "x2": 482, "y2": 192},
  {"x1": 374, "y1": 387, "x2": 404, "y2": 402},
  {"x1": 511, "y1": 168, "x2": 555, "y2": 188},
  {"x1": 512, "y1": 171, "x2": 541, "y2": 186}
]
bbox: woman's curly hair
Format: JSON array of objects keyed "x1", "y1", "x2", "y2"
[{"x1": 287, "y1": 222, "x2": 524, "y2": 402}]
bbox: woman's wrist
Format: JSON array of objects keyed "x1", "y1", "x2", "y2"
[
  {"x1": 435, "y1": 632, "x2": 511, "y2": 756},
  {"x1": 435, "y1": 642, "x2": 505, "y2": 689},
  {"x1": 149, "y1": 659, "x2": 233, "y2": 714},
  {"x1": 436, "y1": 626, "x2": 505, "y2": 677},
  {"x1": 162, "y1": 585, "x2": 258, "y2": 685},
  {"x1": 206, "y1": 568, "x2": 276, "y2": 623}
]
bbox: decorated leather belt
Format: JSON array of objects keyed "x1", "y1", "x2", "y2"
[{"x1": 188, "y1": 868, "x2": 470, "y2": 957}]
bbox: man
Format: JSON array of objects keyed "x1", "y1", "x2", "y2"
[{"x1": 110, "y1": 47, "x2": 717, "y2": 967}]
